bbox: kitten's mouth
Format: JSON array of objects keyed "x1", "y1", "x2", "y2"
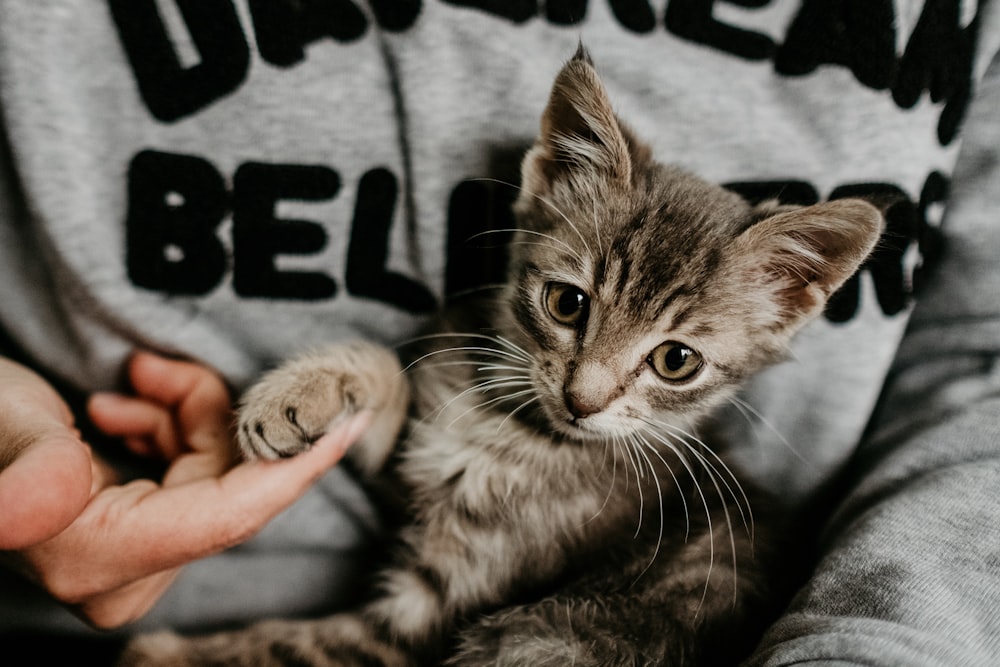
[
  {"x1": 543, "y1": 406, "x2": 609, "y2": 442},
  {"x1": 560, "y1": 420, "x2": 603, "y2": 442},
  {"x1": 533, "y1": 390, "x2": 617, "y2": 443}
]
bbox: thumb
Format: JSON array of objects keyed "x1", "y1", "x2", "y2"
[
  {"x1": 0, "y1": 359, "x2": 93, "y2": 550},
  {"x1": 0, "y1": 434, "x2": 93, "y2": 550}
]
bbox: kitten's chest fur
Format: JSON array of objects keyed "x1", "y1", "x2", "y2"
[{"x1": 393, "y1": 326, "x2": 689, "y2": 599}]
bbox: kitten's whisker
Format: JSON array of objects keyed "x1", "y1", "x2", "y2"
[
  {"x1": 507, "y1": 240, "x2": 584, "y2": 260},
  {"x1": 491, "y1": 335, "x2": 535, "y2": 364},
  {"x1": 446, "y1": 386, "x2": 537, "y2": 429},
  {"x1": 624, "y1": 435, "x2": 646, "y2": 538},
  {"x1": 455, "y1": 377, "x2": 535, "y2": 406},
  {"x1": 451, "y1": 372, "x2": 534, "y2": 393},
  {"x1": 646, "y1": 425, "x2": 741, "y2": 606},
  {"x1": 469, "y1": 177, "x2": 594, "y2": 260},
  {"x1": 585, "y1": 435, "x2": 621, "y2": 526},
  {"x1": 477, "y1": 363, "x2": 533, "y2": 374},
  {"x1": 646, "y1": 418, "x2": 751, "y2": 529},
  {"x1": 727, "y1": 395, "x2": 808, "y2": 466},
  {"x1": 671, "y1": 435, "x2": 749, "y2": 539},
  {"x1": 638, "y1": 426, "x2": 717, "y2": 614},
  {"x1": 635, "y1": 434, "x2": 690, "y2": 541},
  {"x1": 430, "y1": 376, "x2": 533, "y2": 422},
  {"x1": 469, "y1": 228, "x2": 585, "y2": 265},
  {"x1": 400, "y1": 333, "x2": 535, "y2": 364},
  {"x1": 688, "y1": 448, "x2": 739, "y2": 605},
  {"x1": 596, "y1": 433, "x2": 613, "y2": 478},
  {"x1": 438, "y1": 282, "x2": 508, "y2": 301},
  {"x1": 404, "y1": 344, "x2": 533, "y2": 373},
  {"x1": 416, "y1": 360, "x2": 530, "y2": 375},
  {"x1": 620, "y1": 433, "x2": 643, "y2": 496},
  {"x1": 629, "y1": 434, "x2": 667, "y2": 584},
  {"x1": 653, "y1": 420, "x2": 753, "y2": 542},
  {"x1": 496, "y1": 395, "x2": 540, "y2": 434},
  {"x1": 622, "y1": 434, "x2": 646, "y2": 538}
]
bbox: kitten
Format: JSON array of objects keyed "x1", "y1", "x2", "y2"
[{"x1": 120, "y1": 47, "x2": 881, "y2": 667}]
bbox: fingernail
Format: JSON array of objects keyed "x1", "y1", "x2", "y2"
[
  {"x1": 343, "y1": 410, "x2": 374, "y2": 443},
  {"x1": 88, "y1": 392, "x2": 126, "y2": 411},
  {"x1": 312, "y1": 411, "x2": 373, "y2": 455}
]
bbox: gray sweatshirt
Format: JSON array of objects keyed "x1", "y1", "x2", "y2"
[{"x1": 0, "y1": 1, "x2": 998, "y2": 665}]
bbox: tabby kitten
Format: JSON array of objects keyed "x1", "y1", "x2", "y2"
[{"x1": 121, "y1": 48, "x2": 881, "y2": 667}]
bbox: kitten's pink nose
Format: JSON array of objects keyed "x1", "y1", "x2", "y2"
[{"x1": 564, "y1": 391, "x2": 601, "y2": 419}]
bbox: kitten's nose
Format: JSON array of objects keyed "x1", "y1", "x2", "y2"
[{"x1": 564, "y1": 391, "x2": 602, "y2": 419}]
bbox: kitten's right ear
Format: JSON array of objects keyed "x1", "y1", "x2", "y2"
[{"x1": 520, "y1": 46, "x2": 641, "y2": 199}]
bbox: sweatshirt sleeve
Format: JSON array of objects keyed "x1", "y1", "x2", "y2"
[{"x1": 746, "y1": 47, "x2": 1000, "y2": 667}]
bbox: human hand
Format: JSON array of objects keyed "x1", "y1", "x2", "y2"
[{"x1": 0, "y1": 352, "x2": 371, "y2": 629}]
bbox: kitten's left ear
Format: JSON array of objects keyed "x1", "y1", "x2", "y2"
[
  {"x1": 521, "y1": 46, "x2": 647, "y2": 198},
  {"x1": 737, "y1": 198, "x2": 883, "y2": 328}
]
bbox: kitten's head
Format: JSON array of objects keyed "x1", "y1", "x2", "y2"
[{"x1": 502, "y1": 47, "x2": 881, "y2": 442}]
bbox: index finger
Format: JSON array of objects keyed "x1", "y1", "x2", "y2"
[
  {"x1": 29, "y1": 411, "x2": 373, "y2": 592},
  {"x1": 125, "y1": 352, "x2": 233, "y2": 455},
  {"x1": 213, "y1": 411, "x2": 375, "y2": 544}
]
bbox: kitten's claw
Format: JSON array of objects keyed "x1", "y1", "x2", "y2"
[{"x1": 237, "y1": 360, "x2": 360, "y2": 461}]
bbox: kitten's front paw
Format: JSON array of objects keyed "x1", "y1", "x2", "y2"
[
  {"x1": 117, "y1": 631, "x2": 195, "y2": 667},
  {"x1": 237, "y1": 348, "x2": 371, "y2": 460},
  {"x1": 449, "y1": 602, "x2": 620, "y2": 667}
]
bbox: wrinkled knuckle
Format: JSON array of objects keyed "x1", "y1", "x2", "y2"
[
  {"x1": 218, "y1": 505, "x2": 263, "y2": 549},
  {"x1": 42, "y1": 569, "x2": 98, "y2": 606},
  {"x1": 197, "y1": 371, "x2": 232, "y2": 406},
  {"x1": 79, "y1": 602, "x2": 137, "y2": 631},
  {"x1": 0, "y1": 420, "x2": 62, "y2": 469}
]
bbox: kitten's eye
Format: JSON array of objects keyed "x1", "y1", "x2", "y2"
[
  {"x1": 648, "y1": 342, "x2": 703, "y2": 382},
  {"x1": 545, "y1": 283, "x2": 589, "y2": 326}
]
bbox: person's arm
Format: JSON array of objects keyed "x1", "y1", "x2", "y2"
[
  {"x1": 746, "y1": 50, "x2": 1000, "y2": 666},
  {"x1": 0, "y1": 352, "x2": 371, "y2": 629}
]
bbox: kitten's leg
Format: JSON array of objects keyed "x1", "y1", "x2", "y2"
[
  {"x1": 322, "y1": 522, "x2": 541, "y2": 664},
  {"x1": 447, "y1": 597, "x2": 649, "y2": 667},
  {"x1": 237, "y1": 340, "x2": 408, "y2": 476},
  {"x1": 449, "y1": 594, "x2": 728, "y2": 667},
  {"x1": 119, "y1": 615, "x2": 412, "y2": 667},
  {"x1": 449, "y1": 520, "x2": 772, "y2": 667},
  {"x1": 119, "y1": 584, "x2": 449, "y2": 667}
]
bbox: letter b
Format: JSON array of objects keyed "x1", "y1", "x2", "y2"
[{"x1": 126, "y1": 150, "x2": 228, "y2": 294}]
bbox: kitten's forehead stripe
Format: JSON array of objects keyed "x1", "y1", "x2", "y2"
[
  {"x1": 611, "y1": 253, "x2": 632, "y2": 297},
  {"x1": 592, "y1": 253, "x2": 609, "y2": 293},
  {"x1": 615, "y1": 230, "x2": 696, "y2": 320},
  {"x1": 666, "y1": 304, "x2": 695, "y2": 331},
  {"x1": 688, "y1": 322, "x2": 717, "y2": 338}
]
